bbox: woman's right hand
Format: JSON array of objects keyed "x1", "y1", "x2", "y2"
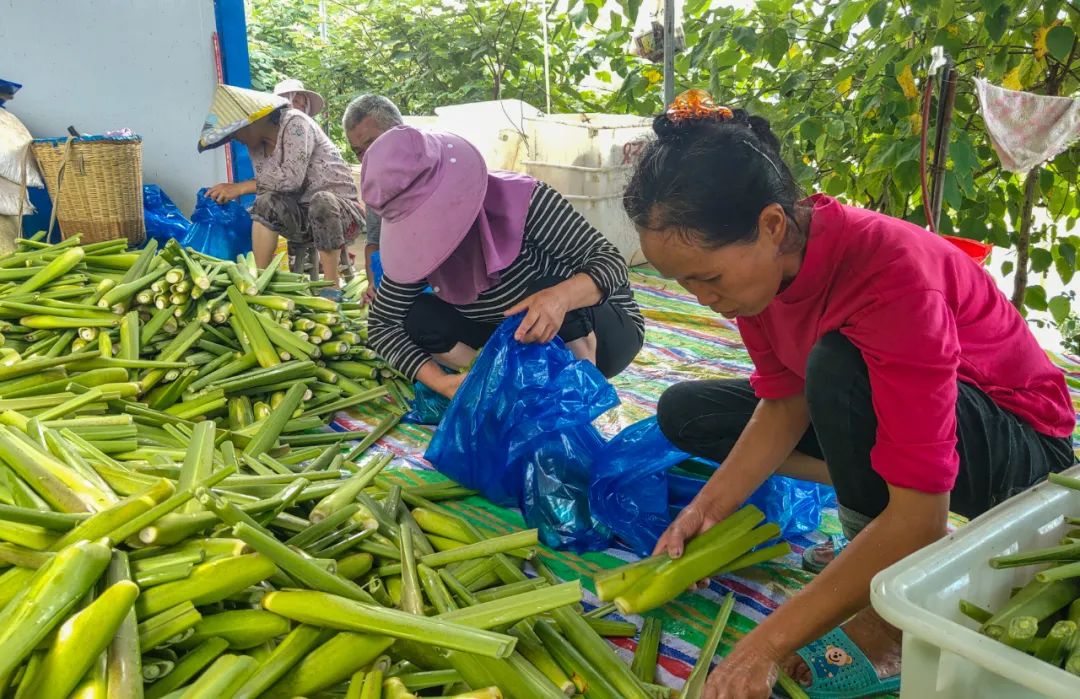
[
  {"x1": 434, "y1": 371, "x2": 466, "y2": 400},
  {"x1": 654, "y1": 492, "x2": 733, "y2": 559}
]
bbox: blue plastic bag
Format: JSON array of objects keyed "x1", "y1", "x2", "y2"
[
  {"x1": 590, "y1": 416, "x2": 836, "y2": 556},
  {"x1": 519, "y1": 426, "x2": 612, "y2": 552},
  {"x1": 184, "y1": 188, "x2": 252, "y2": 261},
  {"x1": 589, "y1": 418, "x2": 689, "y2": 555},
  {"x1": 425, "y1": 315, "x2": 618, "y2": 547},
  {"x1": 403, "y1": 382, "x2": 450, "y2": 425},
  {"x1": 142, "y1": 185, "x2": 191, "y2": 248}
]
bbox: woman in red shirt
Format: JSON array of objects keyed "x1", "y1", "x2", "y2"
[{"x1": 622, "y1": 93, "x2": 1076, "y2": 699}]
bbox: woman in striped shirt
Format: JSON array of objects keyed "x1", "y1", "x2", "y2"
[{"x1": 361, "y1": 126, "x2": 644, "y2": 399}]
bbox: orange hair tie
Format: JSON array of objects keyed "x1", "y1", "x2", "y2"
[{"x1": 666, "y1": 89, "x2": 734, "y2": 124}]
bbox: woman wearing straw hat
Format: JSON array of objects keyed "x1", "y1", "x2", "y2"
[
  {"x1": 199, "y1": 84, "x2": 362, "y2": 292},
  {"x1": 363, "y1": 125, "x2": 645, "y2": 399},
  {"x1": 273, "y1": 78, "x2": 326, "y2": 118}
]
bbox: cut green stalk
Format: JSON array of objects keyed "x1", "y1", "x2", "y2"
[
  {"x1": 136, "y1": 553, "x2": 276, "y2": 618},
  {"x1": 615, "y1": 521, "x2": 778, "y2": 614},
  {"x1": 134, "y1": 561, "x2": 194, "y2": 587},
  {"x1": 102, "y1": 553, "x2": 142, "y2": 699},
  {"x1": 177, "y1": 420, "x2": 215, "y2": 514},
  {"x1": 138, "y1": 602, "x2": 203, "y2": 651},
  {"x1": 226, "y1": 287, "x2": 280, "y2": 368},
  {"x1": 17, "y1": 580, "x2": 139, "y2": 699},
  {"x1": 179, "y1": 609, "x2": 291, "y2": 650},
  {"x1": 534, "y1": 619, "x2": 620, "y2": 699},
  {"x1": 177, "y1": 653, "x2": 258, "y2": 699},
  {"x1": 344, "y1": 412, "x2": 402, "y2": 461},
  {"x1": 0, "y1": 425, "x2": 115, "y2": 513},
  {"x1": 262, "y1": 589, "x2": 518, "y2": 658},
  {"x1": 958, "y1": 599, "x2": 994, "y2": 625},
  {"x1": 989, "y1": 541, "x2": 1080, "y2": 569},
  {"x1": 715, "y1": 541, "x2": 792, "y2": 576},
  {"x1": 0, "y1": 504, "x2": 85, "y2": 530},
  {"x1": 231, "y1": 521, "x2": 378, "y2": 604},
  {"x1": 0, "y1": 543, "x2": 53, "y2": 568},
  {"x1": 982, "y1": 579, "x2": 1080, "y2": 637},
  {"x1": 145, "y1": 638, "x2": 229, "y2": 699},
  {"x1": 310, "y1": 454, "x2": 392, "y2": 523},
  {"x1": 1036, "y1": 560, "x2": 1080, "y2": 583},
  {"x1": 261, "y1": 632, "x2": 394, "y2": 699},
  {"x1": 282, "y1": 430, "x2": 367, "y2": 447},
  {"x1": 1036, "y1": 619, "x2": 1076, "y2": 665},
  {"x1": 550, "y1": 606, "x2": 652, "y2": 699},
  {"x1": 1001, "y1": 615, "x2": 1038, "y2": 652},
  {"x1": 231, "y1": 625, "x2": 331, "y2": 699},
  {"x1": 0, "y1": 520, "x2": 55, "y2": 550},
  {"x1": 12, "y1": 247, "x2": 85, "y2": 295},
  {"x1": 420, "y1": 529, "x2": 538, "y2": 568},
  {"x1": 632, "y1": 618, "x2": 663, "y2": 684},
  {"x1": 473, "y1": 578, "x2": 549, "y2": 603},
  {"x1": 301, "y1": 386, "x2": 388, "y2": 418},
  {"x1": 286, "y1": 503, "x2": 362, "y2": 548},
  {"x1": 399, "y1": 526, "x2": 424, "y2": 615},
  {"x1": 0, "y1": 538, "x2": 113, "y2": 678},
  {"x1": 776, "y1": 670, "x2": 810, "y2": 699},
  {"x1": 242, "y1": 381, "x2": 307, "y2": 457},
  {"x1": 680, "y1": 592, "x2": 735, "y2": 699},
  {"x1": 438, "y1": 581, "x2": 582, "y2": 630},
  {"x1": 107, "y1": 465, "x2": 235, "y2": 544},
  {"x1": 586, "y1": 618, "x2": 638, "y2": 637}
]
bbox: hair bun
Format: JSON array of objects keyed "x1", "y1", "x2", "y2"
[{"x1": 652, "y1": 113, "x2": 707, "y2": 144}]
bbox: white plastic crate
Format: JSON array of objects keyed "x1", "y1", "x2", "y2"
[{"x1": 871, "y1": 464, "x2": 1080, "y2": 699}]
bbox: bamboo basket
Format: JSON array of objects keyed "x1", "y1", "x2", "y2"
[{"x1": 31, "y1": 135, "x2": 145, "y2": 244}]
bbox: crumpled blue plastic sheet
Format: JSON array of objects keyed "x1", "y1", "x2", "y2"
[
  {"x1": 183, "y1": 187, "x2": 252, "y2": 260},
  {"x1": 591, "y1": 416, "x2": 837, "y2": 556},
  {"x1": 425, "y1": 315, "x2": 618, "y2": 549},
  {"x1": 142, "y1": 185, "x2": 190, "y2": 248}
]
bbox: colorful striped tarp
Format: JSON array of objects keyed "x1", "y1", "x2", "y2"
[{"x1": 335, "y1": 268, "x2": 1080, "y2": 694}]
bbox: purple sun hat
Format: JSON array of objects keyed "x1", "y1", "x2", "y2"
[{"x1": 360, "y1": 125, "x2": 488, "y2": 284}]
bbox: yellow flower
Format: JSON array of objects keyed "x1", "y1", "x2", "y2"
[
  {"x1": 897, "y1": 64, "x2": 919, "y2": 99},
  {"x1": 865, "y1": 108, "x2": 879, "y2": 119},
  {"x1": 803, "y1": 155, "x2": 812, "y2": 165},
  {"x1": 788, "y1": 43, "x2": 800, "y2": 60},
  {"x1": 1034, "y1": 21, "x2": 1061, "y2": 61},
  {"x1": 909, "y1": 112, "x2": 922, "y2": 136},
  {"x1": 946, "y1": 24, "x2": 959, "y2": 36},
  {"x1": 837, "y1": 76, "x2": 853, "y2": 98},
  {"x1": 1002, "y1": 66, "x2": 1023, "y2": 91},
  {"x1": 642, "y1": 68, "x2": 662, "y2": 85}
]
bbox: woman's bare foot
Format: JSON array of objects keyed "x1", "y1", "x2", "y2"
[{"x1": 781, "y1": 606, "x2": 903, "y2": 687}]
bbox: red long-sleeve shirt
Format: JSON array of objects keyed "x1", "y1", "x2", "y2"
[{"x1": 738, "y1": 195, "x2": 1074, "y2": 493}]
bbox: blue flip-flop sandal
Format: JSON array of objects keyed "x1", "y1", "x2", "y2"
[{"x1": 791, "y1": 628, "x2": 900, "y2": 698}]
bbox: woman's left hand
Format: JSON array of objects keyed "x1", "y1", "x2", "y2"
[
  {"x1": 702, "y1": 637, "x2": 781, "y2": 699},
  {"x1": 505, "y1": 286, "x2": 571, "y2": 344},
  {"x1": 206, "y1": 182, "x2": 247, "y2": 204}
]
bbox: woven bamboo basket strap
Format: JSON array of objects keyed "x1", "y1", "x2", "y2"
[
  {"x1": 16, "y1": 139, "x2": 30, "y2": 238},
  {"x1": 44, "y1": 135, "x2": 77, "y2": 241}
]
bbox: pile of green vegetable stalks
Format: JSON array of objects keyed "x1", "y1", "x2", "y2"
[
  {"x1": 957, "y1": 472, "x2": 1080, "y2": 676},
  {"x1": 0, "y1": 235, "x2": 684, "y2": 698}
]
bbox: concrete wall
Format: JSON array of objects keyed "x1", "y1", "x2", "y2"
[{"x1": 1, "y1": 0, "x2": 229, "y2": 215}]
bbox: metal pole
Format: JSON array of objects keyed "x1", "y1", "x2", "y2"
[
  {"x1": 663, "y1": 0, "x2": 675, "y2": 105},
  {"x1": 319, "y1": 0, "x2": 328, "y2": 41},
  {"x1": 540, "y1": 0, "x2": 552, "y2": 114}
]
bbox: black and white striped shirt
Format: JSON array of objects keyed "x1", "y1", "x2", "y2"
[{"x1": 369, "y1": 183, "x2": 645, "y2": 379}]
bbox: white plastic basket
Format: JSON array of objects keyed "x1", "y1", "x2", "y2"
[{"x1": 871, "y1": 464, "x2": 1080, "y2": 699}]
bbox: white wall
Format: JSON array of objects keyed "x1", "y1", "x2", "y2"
[{"x1": 1, "y1": 0, "x2": 229, "y2": 215}]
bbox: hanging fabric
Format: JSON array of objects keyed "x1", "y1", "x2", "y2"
[{"x1": 974, "y1": 78, "x2": 1080, "y2": 175}]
